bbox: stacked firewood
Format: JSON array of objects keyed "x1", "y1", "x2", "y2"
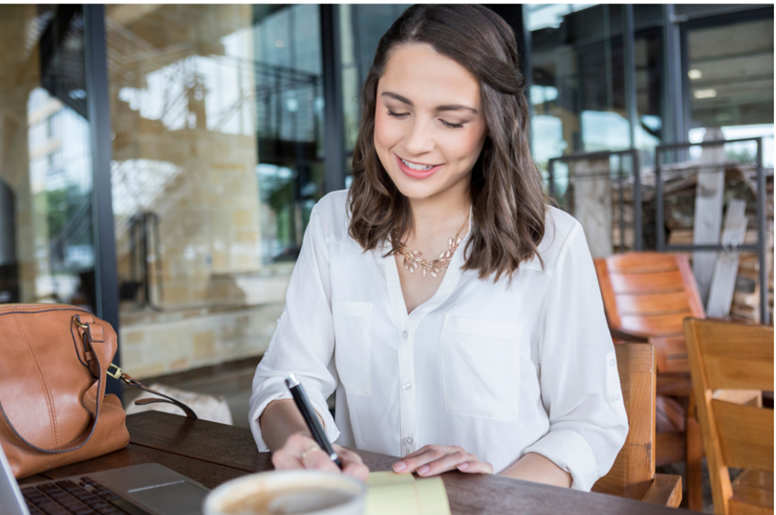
[
  {"x1": 611, "y1": 161, "x2": 774, "y2": 323},
  {"x1": 732, "y1": 250, "x2": 774, "y2": 322}
]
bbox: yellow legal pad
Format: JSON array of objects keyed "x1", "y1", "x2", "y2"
[{"x1": 365, "y1": 471, "x2": 451, "y2": 515}]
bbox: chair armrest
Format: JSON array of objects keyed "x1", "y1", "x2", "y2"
[
  {"x1": 642, "y1": 473, "x2": 682, "y2": 507},
  {"x1": 610, "y1": 327, "x2": 650, "y2": 343},
  {"x1": 648, "y1": 336, "x2": 689, "y2": 374}
]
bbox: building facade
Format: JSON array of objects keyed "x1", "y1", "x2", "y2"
[{"x1": 0, "y1": 4, "x2": 772, "y2": 391}]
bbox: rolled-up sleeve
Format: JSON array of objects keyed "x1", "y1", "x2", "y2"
[
  {"x1": 248, "y1": 204, "x2": 340, "y2": 452},
  {"x1": 522, "y1": 223, "x2": 629, "y2": 491}
]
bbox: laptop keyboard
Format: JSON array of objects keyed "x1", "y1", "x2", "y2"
[{"x1": 21, "y1": 477, "x2": 149, "y2": 515}]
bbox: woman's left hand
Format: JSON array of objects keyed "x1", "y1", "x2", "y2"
[{"x1": 392, "y1": 445, "x2": 494, "y2": 476}]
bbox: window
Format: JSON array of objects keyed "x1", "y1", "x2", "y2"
[{"x1": 685, "y1": 12, "x2": 774, "y2": 166}]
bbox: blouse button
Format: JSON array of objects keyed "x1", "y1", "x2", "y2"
[
  {"x1": 401, "y1": 330, "x2": 408, "y2": 339},
  {"x1": 404, "y1": 436, "x2": 413, "y2": 446},
  {"x1": 609, "y1": 359, "x2": 616, "y2": 367},
  {"x1": 402, "y1": 382, "x2": 412, "y2": 391}
]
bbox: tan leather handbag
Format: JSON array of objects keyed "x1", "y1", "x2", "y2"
[{"x1": 0, "y1": 304, "x2": 196, "y2": 479}]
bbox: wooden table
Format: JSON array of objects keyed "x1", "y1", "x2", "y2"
[{"x1": 21, "y1": 412, "x2": 690, "y2": 514}]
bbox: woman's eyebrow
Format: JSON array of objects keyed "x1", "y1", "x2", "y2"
[
  {"x1": 436, "y1": 104, "x2": 477, "y2": 114},
  {"x1": 381, "y1": 91, "x2": 413, "y2": 106},
  {"x1": 381, "y1": 91, "x2": 477, "y2": 114}
]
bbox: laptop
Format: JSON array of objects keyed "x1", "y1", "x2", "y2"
[{"x1": 0, "y1": 442, "x2": 210, "y2": 515}]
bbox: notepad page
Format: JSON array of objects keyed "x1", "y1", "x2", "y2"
[
  {"x1": 366, "y1": 471, "x2": 416, "y2": 487},
  {"x1": 365, "y1": 472, "x2": 451, "y2": 515}
]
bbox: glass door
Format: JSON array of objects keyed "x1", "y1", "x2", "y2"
[
  {"x1": 0, "y1": 5, "x2": 96, "y2": 310},
  {"x1": 104, "y1": 5, "x2": 326, "y2": 378}
]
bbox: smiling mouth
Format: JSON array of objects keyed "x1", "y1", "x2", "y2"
[{"x1": 399, "y1": 157, "x2": 438, "y2": 171}]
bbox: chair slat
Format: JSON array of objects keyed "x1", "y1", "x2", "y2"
[
  {"x1": 620, "y1": 313, "x2": 691, "y2": 336},
  {"x1": 728, "y1": 497, "x2": 774, "y2": 515},
  {"x1": 609, "y1": 271, "x2": 686, "y2": 294},
  {"x1": 605, "y1": 253, "x2": 680, "y2": 273},
  {"x1": 734, "y1": 470, "x2": 774, "y2": 490},
  {"x1": 730, "y1": 471, "x2": 774, "y2": 514},
  {"x1": 614, "y1": 292, "x2": 693, "y2": 316},
  {"x1": 696, "y1": 324, "x2": 774, "y2": 391},
  {"x1": 713, "y1": 400, "x2": 774, "y2": 472},
  {"x1": 705, "y1": 355, "x2": 774, "y2": 392}
]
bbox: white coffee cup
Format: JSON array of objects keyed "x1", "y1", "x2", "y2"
[{"x1": 203, "y1": 470, "x2": 367, "y2": 515}]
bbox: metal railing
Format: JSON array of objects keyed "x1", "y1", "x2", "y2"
[
  {"x1": 545, "y1": 138, "x2": 770, "y2": 324},
  {"x1": 547, "y1": 148, "x2": 643, "y2": 251},
  {"x1": 655, "y1": 137, "x2": 769, "y2": 325}
]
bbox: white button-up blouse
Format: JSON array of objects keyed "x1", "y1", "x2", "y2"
[{"x1": 249, "y1": 190, "x2": 629, "y2": 491}]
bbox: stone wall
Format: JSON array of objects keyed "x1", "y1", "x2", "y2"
[{"x1": 120, "y1": 301, "x2": 285, "y2": 378}]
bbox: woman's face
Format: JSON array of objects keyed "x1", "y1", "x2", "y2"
[{"x1": 374, "y1": 43, "x2": 488, "y2": 203}]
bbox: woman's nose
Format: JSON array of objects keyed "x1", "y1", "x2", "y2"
[{"x1": 403, "y1": 119, "x2": 435, "y2": 155}]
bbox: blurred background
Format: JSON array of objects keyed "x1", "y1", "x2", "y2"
[{"x1": 0, "y1": 4, "x2": 772, "y2": 410}]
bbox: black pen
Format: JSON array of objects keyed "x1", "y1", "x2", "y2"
[{"x1": 285, "y1": 373, "x2": 343, "y2": 469}]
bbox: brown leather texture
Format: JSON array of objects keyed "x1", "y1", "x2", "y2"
[{"x1": 0, "y1": 304, "x2": 130, "y2": 478}]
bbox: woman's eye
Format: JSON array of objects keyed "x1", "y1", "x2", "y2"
[
  {"x1": 387, "y1": 110, "x2": 409, "y2": 119},
  {"x1": 440, "y1": 119, "x2": 464, "y2": 129}
]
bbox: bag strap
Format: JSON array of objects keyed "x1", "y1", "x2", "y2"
[
  {"x1": 0, "y1": 316, "x2": 106, "y2": 454},
  {"x1": 0, "y1": 315, "x2": 197, "y2": 455},
  {"x1": 107, "y1": 365, "x2": 197, "y2": 419}
]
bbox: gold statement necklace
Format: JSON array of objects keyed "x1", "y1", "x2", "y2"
[{"x1": 395, "y1": 216, "x2": 469, "y2": 278}]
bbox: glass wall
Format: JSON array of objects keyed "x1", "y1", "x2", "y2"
[
  {"x1": 527, "y1": 4, "x2": 773, "y2": 170},
  {"x1": 2, "y1": 4, "x2": 771, "y2": 375},
  {"x1": 525, "y1": 3, "x2": 773, "y2": 258},
  {"x1": 685, "y1": 11, "x2": 774, "y2": 167},
  {"x1": 633, "y1": 23, "x2": 664, "y2": 162},
  {"x1": 0, "y1": 5, "x2": 96, "y2": 309},
  {"x1": 528, "y1": 3, "x2": 629, "y2": 169},
  {"x1": 339, "y1": 4, "x2": 409, "y2": 182},
  {"x1": 105, "y1": 5, "x2": 325, "y2": 377},
  {"x1": 527, "y1": 4, "x2": 641, "y2": 254}
]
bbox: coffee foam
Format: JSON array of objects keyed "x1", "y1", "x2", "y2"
[{"x1": 207, "y1": 471, "x2": 365, "y2": 515}]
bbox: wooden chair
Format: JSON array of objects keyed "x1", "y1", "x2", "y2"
[
  {"x1": 684, "y1": 318, "x2": 774, "y2": 515},
  {"x1": 593, "y1": 343, "x2": 683, "y2": 507},
  {"x1": 594, "y1": 252, "x2": 705, "y2": 510}
]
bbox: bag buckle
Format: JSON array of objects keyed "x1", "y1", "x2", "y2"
[{"x1": 107, "y1": 363, "x2": 126, "y2": 382}]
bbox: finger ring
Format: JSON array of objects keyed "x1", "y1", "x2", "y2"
[{"x1": 301, "y1": 445, "x2": 321, "y2": 461}]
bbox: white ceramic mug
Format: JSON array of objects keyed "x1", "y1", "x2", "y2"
[{"x1": 203, "y1": 470, "x2": 367, "y2": 515}]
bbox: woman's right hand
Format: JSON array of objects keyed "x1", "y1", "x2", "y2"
[{"x1": 271, "y1": 431, "x2": 370, "y2": 482}]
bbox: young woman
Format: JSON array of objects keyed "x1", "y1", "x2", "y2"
[{"x1": 249, "y1": 5, "x2": 628, "y2": 491}]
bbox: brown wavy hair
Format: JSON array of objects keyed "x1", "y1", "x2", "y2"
[{"x1": 347, "y1": 4, "x2": 546, "y2": 281}]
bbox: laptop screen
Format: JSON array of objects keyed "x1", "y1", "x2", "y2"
[{"x1": 0, "y1": 443, "x2": 29, "y2": 515}]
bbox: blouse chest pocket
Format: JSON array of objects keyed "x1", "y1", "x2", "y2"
[
  {"x1": 332, "y1": 299, "x2": 372, "y2": 396},
  {"x1": 441, "y1": 314, "x2": 524, "y2": 420}
]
